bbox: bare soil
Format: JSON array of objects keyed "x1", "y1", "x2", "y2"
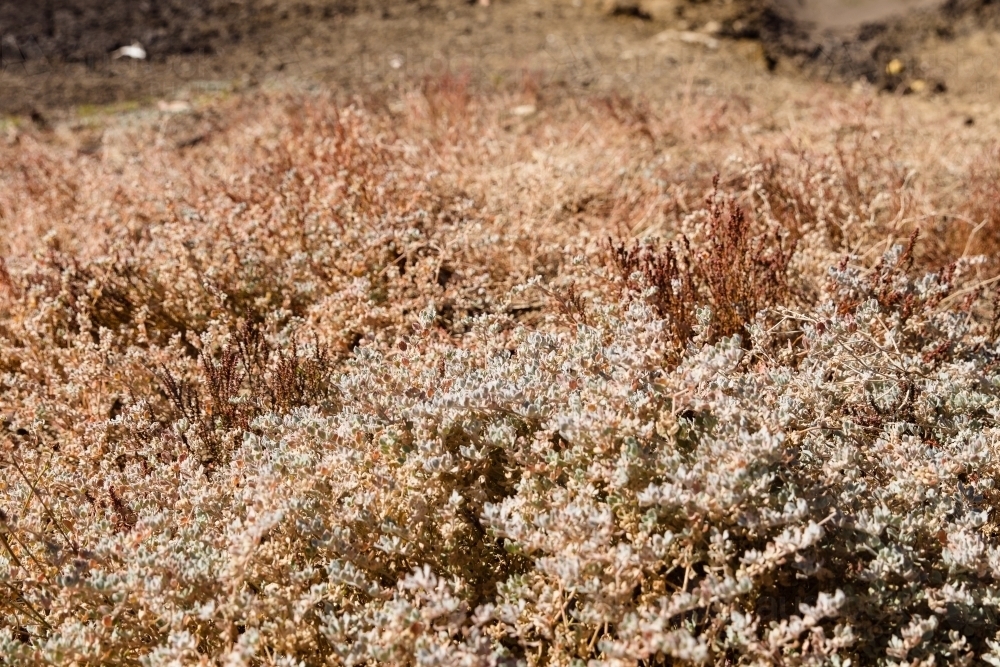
[
  {"x1": 775, "y1": 0, "x2": 945, "y2": 31},
  {"x1": 748, "y1": 0, "x2": 1000, "y2": 89},
  {"x1": 1, "y1": 0, "x2": 1000, "y2": 118}
]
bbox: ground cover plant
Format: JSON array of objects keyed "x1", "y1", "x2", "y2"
[{"x1": 2, "y1": 81, "x2": 1000, "y2": 665}]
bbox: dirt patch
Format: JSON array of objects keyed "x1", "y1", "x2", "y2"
[
  {"x1": 726, "y1": 0, "x2": 1000, "y2": 89},
  {"x1": 775, "y1": 0, "x2": 946, "y2": 32},
  {"x1": 1, "y1": 0, "x2": 1000, "y2": 117},
  {"x1": 8, "y1": 0, "x2": 749, "y2": 117},
  {"x1": 0, "y1": 0, "x2": 359, "y2": 63},
  {"x1": 0, "y1": 1, "x2": 659, "y2": 115},
  {"x1": 0, "y1": 0, "x2": 363, "y2": 114}
]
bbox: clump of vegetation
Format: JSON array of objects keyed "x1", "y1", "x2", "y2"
[
  {"x1": 607, "y1": 177, "x2": 795, "y2": 358},
  {"x1": 1, "y1": 83, "x2": 1000, "y2": 665}
]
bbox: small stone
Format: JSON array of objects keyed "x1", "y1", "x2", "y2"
[{"x1": 111, "y1": 42, "x2": 146, "y2": 60}]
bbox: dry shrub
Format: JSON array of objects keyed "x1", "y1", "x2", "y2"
[
  {"x1": 422, "y1": 71, "x2": 474, "y2": 131},
  {"x1": 951, "y1": 143, "x2": 1000, "y2": 259},
  {"x1": 608, "y1": 177, "x2": 794, "y2": 357},
  {"x1": 154, "y1": 317, "x2": 337, "y2": 472},
  {"x1": 1, "y1": 82, "x2": 1000, "y2": 665},
  {"x1": 609, "y1": 235, "x2": 698, "y2": 349},
  {"x1": 697, "y1": 180, "x2": 795, "y2": 337}
]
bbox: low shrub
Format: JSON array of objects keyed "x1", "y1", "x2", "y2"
[
  {"x1": 2, "y1": 86, "x2": 1000, "y2": 665},
  {"x1": 607, "y1": 177, "x2": 795, "y2": 356},
  {"x1": 3, "y1": 242, "x2": 1000, "y2": 665}
]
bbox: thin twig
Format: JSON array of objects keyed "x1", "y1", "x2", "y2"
[{"x1": 6, "y1": 450, "x2": 79, "y2": 554}]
